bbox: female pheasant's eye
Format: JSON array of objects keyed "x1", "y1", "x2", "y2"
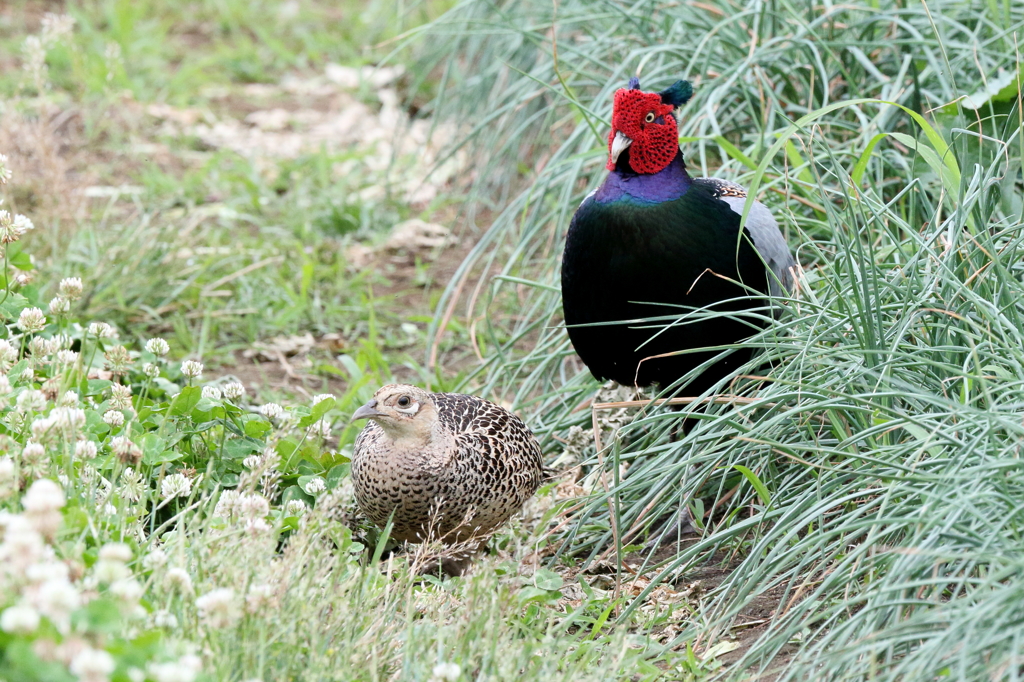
[
  {"x1": 645, "y1": 112, "x2": 656, "y2": 123},
  {"x1": 397, "y1": 396, "x2": 411, "y2": 407}
]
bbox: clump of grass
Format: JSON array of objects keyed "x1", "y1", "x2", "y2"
[{"x1": 414, "y1": 0, "x2": 1024, "y2": 677}]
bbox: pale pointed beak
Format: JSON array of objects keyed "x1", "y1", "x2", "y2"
[
  {"x1": 609, "y1": 131, "x2": 633, "y2": 164},
  {"x1": 352, "y1": 400, "x2": 383, "y2": 421}
]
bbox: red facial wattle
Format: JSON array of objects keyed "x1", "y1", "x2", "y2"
[{"x1": 606, "y1": 89, "x2": 680, "y2": 174}]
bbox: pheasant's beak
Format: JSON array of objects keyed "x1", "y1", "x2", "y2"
[
  {"x1": 352, "y1": 400, "x2": 383, "y2": 421},
  {"x1": 609, "y1": 131, "x2": 633, "y2": 164}
]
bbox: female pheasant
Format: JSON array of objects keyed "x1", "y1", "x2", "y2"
[
  {"x1": 351, "y1": 385, "x2": 543, "y2": 550},
  {"x1": 561, "y1": 78, "x2": 795, "y2": 392}
]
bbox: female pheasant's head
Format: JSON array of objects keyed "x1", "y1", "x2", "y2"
[
  {"x1": 352, "y1": 384, "x2": 437, "y2": 444},
  {"x1": 607, "y1": 77, "x2": 693, "y2": 174}
]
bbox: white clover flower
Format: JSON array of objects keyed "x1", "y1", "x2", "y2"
[
  {"x1": 284, "y1": 499, "x2": 307, "y2": 517},
  {"x1": 0, "y1": 375, "x2": 10, "y2": 395},
  {"x1": 303, "y1": 477, "x2": 326, "y2": 496},
  {"x1": 70, "y1": 647, "x2": 115, "y2": 682},
  {"x1": 0, "y1": 515, "x2": 45, "y2": 573},
  {"x1": 245, "y1": 583, "x2": 274, "y2": 613},
  {"x1": 99, "y1": 542, "x2": 133, "y2": 564},
  {"x1": 145, "y1": 338, "x2": 170, "y2": 356},
  {"x1": 147, "y1": 655, "x2": 201, "y2": 682},
  {"x1": 142, "y1": 362, "x2": 161, "y2": 378},
  {"x1": 119, "y1": 467, "x2": 147, "y2": 502},
  {"x1": 238, "y1": 493, "x2": 269, "y2": 520},
  {"x1": 30, "y1": 578, "x2": 80, "y2": 632},
  {"x1": 0, "y1": 153, "x2": 11, "y2": 184},
  {"x1": 48, "y1": 296, "x2": 70, "y2": 315},
  {"x1": 201, "y1": 386, "x2": 221, "y2": 400},
  {"x1": 23, "y1": 478, "x2": 65, "y2": 513},
  {"x1": 50, "y1": 406, "x2": 86, "y2": 431},
  {"x1": 222, "y1": 382, "x2": 246, "y2": 399},
  {"x1": 244, "y1": 518, "x2": 272, "y2": 534},
  {"x1": 109, "y1": 435, "x2": 142, "y2": 465},
  {"x1": 0, "y1": 210, "x2": 33, "y2": 244},
  {"x1": 109, "y1": 383, "x2": 132, "y2": 410},
  {"x1": 103, "y1": 410, "x2": 125, "y2": 427},
  {"x1": 58, "y1": 277, "x2": 83, "y2": 300},
  {"x1": 161, "y1": 473, "x2": 191, "y2": 500},
  {"x1": 22, "y1": 441, "x2": 45, "y2": 460},
  {"x1": 94, "y1": 557, "x2": 130, "y2": 584},
  {"x1": 16, "y1": 389, "x2": 46, "y2": 413},
  {"x1": 312, "y1": 393, "x2": 336, "y2": 405},
  {"x1": 260, "y1": 403, "x2": 284, "y2": 420},
  {"x1": 242, "y1": 454, "x2": 262, "y2": 470},
  {"x1": 0, "y1": 604, "x2": 40, "y2": 634},
  {"x1": 28, "y1": 336, "x2": 52, "y2": 359},
  {"x1": 0, "y1": 456, "x2": 15, "y2": 499},
  {"x1": 103, "y1": 345, "x2": 131, "y2": 373},
  {"x1": 16, "y1": 307, "x2": 46, "y2": 333},
  {"x1": 214, "y1": 489, "x2": 242, "y2": 518},
  {"x1": 309, "y1": 418, "x2": 332, "y2": 438},
  {"x1": 30, "y1": 416, "x2": 56, "y2": 442},
  {"x1": 75, "y1": 439, "x2": 98, "y2": 460},
  {"x1": 40, "y1": 12, "x2": 76, "y2": 45},
  {"x1": 109, "y1": 577, "x2": 144, "y2": 603},
  {"x1": 88, "y1": 322, "x2": 117, "y2": 339},
  {"x1": 0, "y1": 339, "x2": 16, "y2": 370},
  {"x1": 58, "y1": 390, "x2": 79, "y2": 407},
  {"x1": 142, "y1": 548, "x2": 167, "y2": 571},
  {"x1": 180, "y1": 360, "x2": 203, "y2": 379},
  {"x1": 196, "y1": 588, "x2": 240, "y2": 628},
  {"x1": 431, "y1": 662, "x2": 461, "y2": 682},
  {"x1": 164, "y1": 567, "x2": 193, "y2": 593},
  {"x1": 56, "y1": 349, "x2": 79, "y2": 365}
]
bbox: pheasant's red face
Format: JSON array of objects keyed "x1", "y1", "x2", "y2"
[{"x1": 607, "y1": 89, "x2": 679, "y2": 174}]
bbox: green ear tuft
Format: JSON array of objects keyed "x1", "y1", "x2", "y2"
[{"x1": 659, "y1": 80, "x2": 693, "y2": 107}]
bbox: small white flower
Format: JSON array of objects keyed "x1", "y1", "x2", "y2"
[
  {"x1": 244, "y1": 518, "x2": 272, "y2": 534},
  {"x1": 94, "y1": 557, "x2": 130, "y2": 583},
  {"x1": 48, "y1": 296, "x2": 70, "y2": 315},
  {"x1": 312, "y1": 393, "x2": 335, "y2": 405},
  {"x1": 0, "y1": 153, "x2": 11, "y2": 184},
  {"x1": 145, "y1": 338, "x2": 170, "y2": 356},
  {"x1": 143, "y1": 362, "x2": 160, "y2": 378},
  {"x1": 164, "y1": 567, "x2": 193, "y2": 593},
  {"x1": 180, "y1": 360, "x2": 203, "y2": 379},
  {"x1": 0, "y1": 375, "x2": 10, "y2": 395},
  {"x1": 0, "y1": 210, "x2": 33, "y2": 243},
  {"x1": 88, "y1": 322, "x2": 117, "y2": 339},
  {"x1": 147, "y1": 655, "x2": 201, "y2": 682},
  {"x1": 109, "y1": 577, "x2": 144, "y2": 603},
  {"x1": 0, "y1": 604, "x2": 40, "y2": 634},
  {"x1": 0, "y1": 456, "x2": 16, "y2": 498},
  {"x1": 161, "y1": 473, "x2": 191, "y2": 500},
  {"x1": 260, "y1": 403, "x2": 283, "y2": 420},
  {"x1": 222, "y1": 382, "x2": 246, "y2": 399},
  {"x1": 119, "y1": 467, "x2": 147, "y2": 502},
  {"x1": 201, "y1": 386, "x2": 221, "y2": 400},
  {"x1": 59, "y1": 277, "x2": 83, "y2": 300},
  {"x1": 432, "y1": 662, "x2": 462, "y2": 682},
  {"x1": 70, "y1": 647, "x2": 115, "y2": 682},
  {"x1": 16, "y1": 389, "x2": 46, "y2": 413},
  {"x1": 238, "y1": 493, "x2": 269, "y2": 520},
  {"x1": 103, "y1": 410, "x2": 125, "y2": 427},
  {"x1": 50, "y1": 406, "x2": 86, "y2": 431},
  {"x1": 0, "y1": 339, "x2": 16, "y2": 370},
  {"x1": 242, "y1": 454, "x2": 262, "y2": 470},
  {"x1": 56, "y1": 349, "x2": 79, "y2": 365},
  {"x1": 214, "y1": 489, "x2": 242, "y2": 518},
  {"x1": 23, "y1": 478, "x2": 65, "y2": 513},
  {"x1": 245, "y1": 583, "x2": 274, "y2": 613},
  {"x1": 284, "y1": 499, "x2": 307, "y2": 517},
  {"x1": 22, "y1": 441, "x2": 45, "y2": 461},
  {"x1": 75, "y1": 440, "x2": 98, "y2": 460},
  {"x1": 30, "y1": 578, "x2": 80, "y2": 632},
  {"x1": 196, "y1": 587, "x2": 240, "y2": 628},
  {"x1": 99, "y1": 542, "x2": 133, "y2": 563},
  {"x1": 303, "y1": 477, "x2": 326, "y2": 496},
  {"x1": 142, "y1": 548, "x2": 167, "y2": 571},
  {"x1": 16, "y1": 307, "x2": 46, "y2": 332},
  {"x1": 309, "y1": 418, "x2": 332, "y2": 438},
  {"x1": 109, "y1": 383, "x2": 132, "y2": 410},
  {"x1": 153, "y1": 610, "x2": 178, "y2": 628},
  {"x1": 30, "y1": 416, "x2": 56, "y2": 442}
]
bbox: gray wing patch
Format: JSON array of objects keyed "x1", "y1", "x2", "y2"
[{"x1": 714, "y1": 190, "x2": 796, "y2": 298}]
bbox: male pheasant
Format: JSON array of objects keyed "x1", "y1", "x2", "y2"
[{"x1": 561, "y1": 78, "x2": 795, "y2": 392}]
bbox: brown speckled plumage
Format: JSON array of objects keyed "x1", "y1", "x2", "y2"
[{"x1": 351, "y1": 384, "x2": 543, "y2": 545}]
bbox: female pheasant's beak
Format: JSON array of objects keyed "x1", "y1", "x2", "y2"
[
  {"x1": 609, "y1": 131, "x2": 633, "y2": 164},
  {"x1": 352, "y1": 400, "x2": 383, "y2": 421}
]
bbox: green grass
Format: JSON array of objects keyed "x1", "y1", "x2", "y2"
[{"x1": 410, "y1": 0, "x2": 1024, "y2": 677}]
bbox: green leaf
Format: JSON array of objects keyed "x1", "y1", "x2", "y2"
[
  {"x1": 243, "y1": 416, "x2": 272, "y2": 439},
  {"x1": 298, "y1": 396, "x2": 336, "y2": 428},
  {"x1": 534, "y1": 568, "x2": 564, "y2": 591},
  {"x1": 731, "y1": 465, "x2": 771, "y2": 507},
  {"x1": 145, "y1": 449, "x2": 183, "y2": 465},
  {"x1": 326, "y1": 462, "x2": 350, "y2": 488},
  {"x1": 169, "y1": 386, "x2": 202, "y2": 416}
]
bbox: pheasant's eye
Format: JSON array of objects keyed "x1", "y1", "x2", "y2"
[
  {"x1": 644, "y1": 112, "x2": 656, "y2": 123},
  {"x1": 397, "y1": 396, "x2": 411, "y2": 407}
]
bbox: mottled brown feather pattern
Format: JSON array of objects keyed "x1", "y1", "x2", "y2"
[{"x1": 351, "y1": 385, "x2": 543, "y2": 544}]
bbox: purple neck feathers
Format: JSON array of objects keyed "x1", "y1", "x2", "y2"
[{"x1": 594, "y1": 149, "x2": 690, "y2": 204}]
